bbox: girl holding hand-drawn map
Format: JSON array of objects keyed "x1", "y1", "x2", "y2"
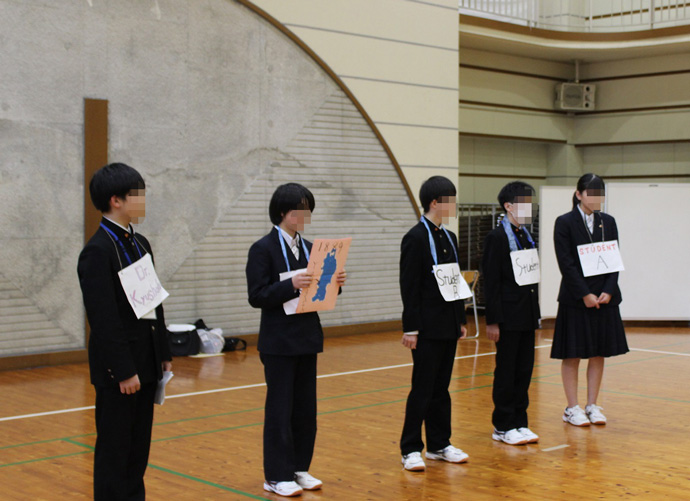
[
  {"x1": 551, "y1": 174, "x2": 628, "y2": 427},
  {"x1": 246, "y1": 183, "x2": 347, "y2": 498}
]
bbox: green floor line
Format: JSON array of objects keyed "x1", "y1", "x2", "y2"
[
  {"x1": 0, "y1": 350, "x2": 683, "y2": 467},
  {"x1": 0, "y1": 450, "x2": 91, "y2": 469},
  {"x1": 152, "y1": 382, "x2": 497, "y2": 444},
  {"x1": 148, "y1": 464, "x2": 270, "y2": 501},
  {"x1": 62, "y1": 438, "x2": 95, "y2": 451}
]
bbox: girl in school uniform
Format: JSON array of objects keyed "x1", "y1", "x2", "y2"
[
  {"x1": 246, "y1": 183, "x2": 346, "y2": 497},
  {"x1": 551, "y1": 173, "x2": 629, "y2": 427}
]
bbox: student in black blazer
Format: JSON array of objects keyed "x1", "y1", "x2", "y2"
[
  {"x1": 246, "y1": 183, "x2": 346, "y2": 498},
  {"x1": 399, "y1": 176, "x2": 469, "y2": 472},
  {"x1": 551, "y1": 174, "x2": 628, "y2": 427},
  {"x1": 482, "y1": 181, "x2": 540, "y2": 446},
  {"x1": 77, "y1": 163, "x2": 172, "y2": 501}
]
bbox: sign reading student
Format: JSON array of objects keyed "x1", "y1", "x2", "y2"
[
  {"x1": 577, "y1": 240, "x2": 624, "y2": 277},
  {"x1": 510, "y1": 248, "x2": 540, "y2": 286}
]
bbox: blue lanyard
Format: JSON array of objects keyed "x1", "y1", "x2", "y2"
[
  {"x1": 420, "y1": 217, "x2": 458, "y2": 267},
  {"x1": 501, "y1": 216, "x2": 536, "y2": 251},
  {"x1": 100, "y1": 223, "x2": 144, "y2": 266},
  {"x1": 275, "y1": 226, "x2": 310, "y2": 272}
]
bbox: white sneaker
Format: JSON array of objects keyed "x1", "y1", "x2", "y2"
[
  {"x1": 294, "y1": 471, "x2": 322, "y2": 491},
  {"x1": 425, "y1": 445, "x2": 469, "y2": 463},
  {"x1": 517, "y1": 427, "x2": 539, "y2": 444},
  {"x1": 563, "y1": 405, "x2": 591, "y2": 427},
  {"x1": 263, "y1": 481, "x2": 303, "y2": 497},
  {"x1": 492, "y1": 428, "x2": 528, "y2": 445},
  {"x1": 401, "y1": 451, "x2": 426, "y2": 471},
  {"x1": 585, "y1": 404, "x2": 607, "y2": 425}
]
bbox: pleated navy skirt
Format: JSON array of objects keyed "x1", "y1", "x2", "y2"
[{"x1": 551, "y1": 303, "x2": 629, "y2": 359}]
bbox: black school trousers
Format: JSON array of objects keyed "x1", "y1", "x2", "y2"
[
  {"x1": 492, "y1": 329, "x2": 535, "y2": 432},
  {"x1": 260, "y1": 352, "x2": 318, "y2": 482},
  {"x1": 93, "y1": 382, "x2": 156, "y2": 501},
  {"x1": 400, "y1": 337, "x2": 457, "y2": 455}
]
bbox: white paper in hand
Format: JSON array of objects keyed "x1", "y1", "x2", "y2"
[
  {"x1": 279, "y1": 268, "x2": 307, "y2": 315},
  {"x1": 154, "y1": 371, "x2": 174, "y2": 405}
]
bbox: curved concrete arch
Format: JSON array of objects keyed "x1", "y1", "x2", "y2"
[{"x1": 235, "y1": 0, "x2": 420, "y2": 217}]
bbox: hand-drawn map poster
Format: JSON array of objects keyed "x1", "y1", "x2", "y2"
[{"x1": 296, "y1": 237, "x2": 352, "y2": 314}]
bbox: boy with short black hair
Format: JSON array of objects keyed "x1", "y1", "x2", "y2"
[
  {"x1": 482, "y1": 181, "x2": 541, "y2": 445},
  {"x1": 78, "y1": 163, "x2": 172, "y2": 500},
  {"x1": 399, "y1": 175, "x2": 469, "y2": 472}
]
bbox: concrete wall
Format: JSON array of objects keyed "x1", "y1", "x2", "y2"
[{"x1": 0, "y1": 0, "x2": 458, "y2": 357}]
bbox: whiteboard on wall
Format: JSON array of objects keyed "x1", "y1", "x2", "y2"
[
  {"x1": 539, "y1": 183, "x2": 690, "y2": 321},
  {"x1": 606, "y1": 183, "x2": 690, "y2": 320}
]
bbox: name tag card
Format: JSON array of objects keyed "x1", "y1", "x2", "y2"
[
  {"x1": 118, "y1": 253, "x2": 169, "y2": 319},
  {"x1": 577, "y1": 240, "x2": 624, "y2": 277},
  {"x1": 433, "y1": 263, "x2": 472, "y2": 302},
  {"x1": 510, "y1": 248, "x2": 540, "y2": 286}
]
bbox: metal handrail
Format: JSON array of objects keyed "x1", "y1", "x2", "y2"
[{"x1": 459, "y1": 0, "x2": 690, "y2": 32}]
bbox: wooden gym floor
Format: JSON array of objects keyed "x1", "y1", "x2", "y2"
[{"x1": 1, "y1": 322, "x2": 689, "y2": 500}]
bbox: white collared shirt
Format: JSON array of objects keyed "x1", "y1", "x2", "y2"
[
  {"x1": 103, "y1": 216, "x2": 134, "y2": 235},
  {"x1": 577, "y1": 205, "x2": 594, "y2": 234},
  {"x1": 279, "y1": 228, "x2": 300, "y2": 259}
]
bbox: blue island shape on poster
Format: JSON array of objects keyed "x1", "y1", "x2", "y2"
[{"x1": 311, "y1": 248, "x2": 337, "y2": 302}]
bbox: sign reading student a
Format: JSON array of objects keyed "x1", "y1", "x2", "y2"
[
  {"x1": 577, "y1": 240, "x2": 625, "y2": 277},
  {"x1": 118, "y1": 253, "x2": 169, "y2": 319},
  {"x1": 433, "y1": 263, "x2": 472, "y2": 302}
]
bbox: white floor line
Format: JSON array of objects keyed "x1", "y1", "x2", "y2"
[
  {"x1": 541, "y1": 444, "x2": 570, "y2": 452},
  {"x1": 0, "y1": 344, "x2": 553, "y2": 423},
  {"x1": 629, "y1": 347, "x2": 690, "y2": 357}
]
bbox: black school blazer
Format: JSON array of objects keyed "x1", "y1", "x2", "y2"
[
  {"x1": 481, "y1": 226, "x2": 540, "y2": 331},
  {"x1": 554, "y1": 207, "x2": 622, "y2": 307},
  {"x1": 400, "y1": 221, "x2": 467, "y2": 340},
  {"x1": 246, "y1": 228, "x2": 323, "y2": 356},
  {"x1": 78, "y1": 218, "x2": 172, "y2": 387}
]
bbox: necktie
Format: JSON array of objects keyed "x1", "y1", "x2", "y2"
[{"x1": 290, "y1": 235, "x2": 300, "y2": 260}]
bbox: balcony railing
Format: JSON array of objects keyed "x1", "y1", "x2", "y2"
[{"x1": 459, "y1": 0, "x2": 690, "y2": 32}]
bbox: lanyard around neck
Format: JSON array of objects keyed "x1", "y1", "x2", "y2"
[
  {"x1": 100, "y1": 223, "x2": 144, "y2": 266},
  {"x1": 579, "y1": 207, "x2": 605, "y2": 243},
  {"x1": 420, "y1": 216, "x2": 458, "y2": 267},
  {"x1": 501, "y1": 216, "x2": 535, "y2": 251},
  {"x1": 275, "y1": 226, "x2": 310, "y2": 272}
]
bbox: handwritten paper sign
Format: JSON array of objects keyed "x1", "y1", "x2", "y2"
[
  {"x1": 510, "y1": 248, "x2": 540, "y2": 286},
  {"x1": 295, "y1": 238, "x2": 352, "y2": 314},
  {"x1": 117, "y1": 253, "x2": 169, "y2": 319},
  {"x1": 577, "y1": 240, "x2": 624, "y2": 277},
  {"x1": 433, "y1": 263, "x2": 472, "y2": 302}
]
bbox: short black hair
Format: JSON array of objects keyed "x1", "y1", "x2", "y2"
[
  {"x1": 419, "y1": 176, "x2": 456, "y2": 213},
  {"x1": 89, "y1": 163, "x2": 145, "y2": 213},
  {"x1": 268, "y1": 183, "x2": 315, "y2": 225},
  {"x1": 573, "y1": 173, "x2": 605, "y2": 208},
  {"x1": 498, "y1": 181, "x2": 535, "y2": 210}
]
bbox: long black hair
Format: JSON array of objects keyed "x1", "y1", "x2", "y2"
[{"x1": 572, "y1": 173, "x2": 604, "y2": 208}]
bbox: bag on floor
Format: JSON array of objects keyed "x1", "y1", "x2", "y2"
[
  {"x1": 197, "y1": 327, "x2": 225, "y2": 354},
  {"x1": 167, "y1": 324, "x2": 201, "y2": 357}
]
